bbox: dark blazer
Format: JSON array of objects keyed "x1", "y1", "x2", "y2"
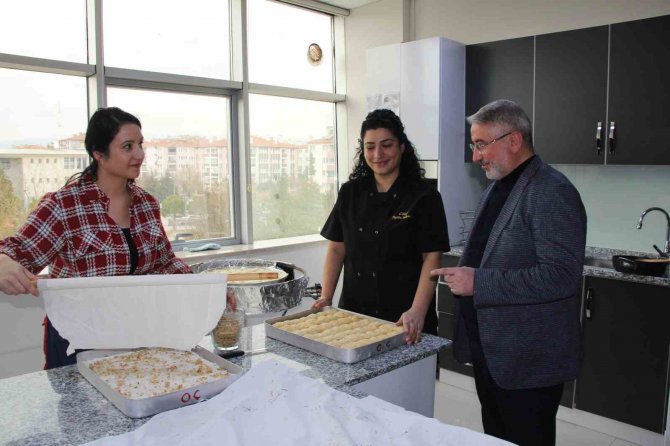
[{"x1": 454, "y1": 155, "x2": 587, "y2": 390}]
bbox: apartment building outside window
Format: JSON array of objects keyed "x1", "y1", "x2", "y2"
[{"x1": 0, "y1": 0, "x2": 346, "y2": 246}]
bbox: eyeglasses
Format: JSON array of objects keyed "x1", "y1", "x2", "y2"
[{"x1": 469, "y1": 131, "x2": 513, "y2": 153}]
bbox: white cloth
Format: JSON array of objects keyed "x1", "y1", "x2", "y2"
[
  {"x1": 39, "y1": 274, "x2": 227, "y2": 354},
  {"x1": 85, "y1": 359, "x2": 511, "y2": 446}
]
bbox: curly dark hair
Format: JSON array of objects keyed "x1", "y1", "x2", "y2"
[{"x1": 349, "y1": 109, "x2": 424, "y2": 182}]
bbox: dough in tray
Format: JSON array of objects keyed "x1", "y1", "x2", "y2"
[
  {"x1": 86, "y1": 348, "x2": 230, "y2": 399},
  {"x1": 273, "y1": 308, "x2": 403, "y2": 349}
]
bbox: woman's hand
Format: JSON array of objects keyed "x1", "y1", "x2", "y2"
[
  {"x1": 311, "y1": 295, "x2": 333, "y2": 310},
  {"x1": 0, "y1": 254, "x2": 38, "y2": 296},
  {"x1": 397, "y1": 307, "x2": 425, "y2": 345}
]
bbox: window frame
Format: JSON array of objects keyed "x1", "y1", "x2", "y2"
[{"x1": 0, "y1": 0, "x2": 348, "y2": 251}]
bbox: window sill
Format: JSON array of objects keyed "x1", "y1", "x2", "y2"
[{"x1": 175, "y1": 234, "x2": 328, "y2": 265}]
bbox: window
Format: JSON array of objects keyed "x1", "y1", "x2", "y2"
[
  {"x1": 0, "y1": 0, "x2": 345, "y2": 246},
  {"x1": 107, "y1": 87, "x2": 234, "y2": 241},
  {"x1": 249, "y1": 95, "x2": 337, "y2": 241},
  {"x1": 104, "y1": 0, "x2": 230, "y2": 79},
  {"x1": 248, "y1": 0, "x2": 334, "y2": 92},
  {"x1": 0, "y1": 0, "x2": 87, "y2": 62},
  {"x1": 0, "y1": 69, "x2": 86, "y2": 232}
]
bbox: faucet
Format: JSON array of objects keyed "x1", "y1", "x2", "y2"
[{"x1": 636, "y1": 207, "x2": 670, "y2": 257}]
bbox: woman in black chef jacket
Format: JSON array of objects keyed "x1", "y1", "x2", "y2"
[{"x1": 313, "y1": 109, "x2": 449, "y2": 344}]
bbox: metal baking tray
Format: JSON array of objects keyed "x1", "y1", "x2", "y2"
[
  {"x1": 77, "y1": 346, "x2": 244, "y2": 418},
  {"x1": 265, "y1": 307, "x2": 405, "y2": 363}
]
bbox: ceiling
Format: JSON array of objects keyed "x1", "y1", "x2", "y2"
[{"x1": 320, "y1": 0, "x2": 378, "y2": 9}]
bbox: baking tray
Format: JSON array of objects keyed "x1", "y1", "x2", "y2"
[
  {"x1": 77, "y1": 346, "x2": 244, "y2": 418},
  {"x1": 265, "y1": 307, "x2": 405, "y2": 363}
]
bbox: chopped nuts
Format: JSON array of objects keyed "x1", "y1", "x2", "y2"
[{"x1": 87, "y1": 348, "x2": 229, "y2": 399}]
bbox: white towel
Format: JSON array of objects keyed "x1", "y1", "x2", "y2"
[{"x1": 39, "y1": 274, "x2": 227, "y2": 354}]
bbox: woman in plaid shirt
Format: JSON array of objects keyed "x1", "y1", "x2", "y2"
[{"x1": 0, "y1": 107, "x2": 191, "y2": 368}]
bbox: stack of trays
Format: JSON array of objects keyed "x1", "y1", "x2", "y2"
[
  {"x1": 77, "y1": 346, "x2": 243, "y2": 418},
  {"x1": 266, "y1": 307, "x2": 405, "y2": 363}
]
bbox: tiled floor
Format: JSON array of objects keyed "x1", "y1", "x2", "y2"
[{"x1": 433, "y1": 369, "x2": 665, "y2": 446}]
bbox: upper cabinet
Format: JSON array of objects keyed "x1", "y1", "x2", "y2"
[
  {"x1": 607, "y1": 15, "x2": 670, "y2": 165},
  {"x1": 466, "y1": 14, "x2": 670, "y2": 165},
  {"x1": 535, "y1": 26, "x2": 609, "y2": 164},
  {"x1": 465, "y1": 37, "x2": 534, "y2": 162}
]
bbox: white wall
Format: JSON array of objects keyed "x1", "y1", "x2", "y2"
[
  {"x1": 345, "y1": 0, "x2": 670, "y2": 252},
  {"x1": 0, "y1": 293, "x2": 45, "y2": 378},
  {"x1": 0, "y1": 241, "x2": 330, "y2": 379},
  {"x1": 343, "y1": 0, "x2": 406, "y2": 182}
]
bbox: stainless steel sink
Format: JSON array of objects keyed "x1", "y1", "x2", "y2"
[{"x1": 583, "y1": 257, "x2": 614, "y2": 269}]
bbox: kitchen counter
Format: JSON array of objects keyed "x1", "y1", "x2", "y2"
[
  {"x1": 445, "y1": 246, "x2": 670, "y2": 287},
  {"x1": 0, "y1": 323, "x2": 450, "y2": 446}
]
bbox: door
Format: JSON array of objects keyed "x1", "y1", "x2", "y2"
[
  {"x1": 576, "y1": 276, "x2": 670, "y2": 433},
  {"x1": 534, "y1": 26, "x2": 609, "y2": 164}
]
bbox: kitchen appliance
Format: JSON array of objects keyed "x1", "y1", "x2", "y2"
[{"x1": 612, "y1": 255, "x2": 669, "y2": 277}]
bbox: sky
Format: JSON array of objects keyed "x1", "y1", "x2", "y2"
[{"x1": 0, "y1": 0, "x2": 336, "y2": 146}]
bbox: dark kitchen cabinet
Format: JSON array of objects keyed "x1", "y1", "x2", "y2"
[
  {"x1": 607, "y1": 14, "x2": 670, "y2": 165},
  {"x1": 575, "y1": 276, "x2": 670, "y2": 433},
  {"x1": 534, "y1": 26, "x2": 609, "y2": 164},
  {"x1": 464, "y1": 37, "x2": 534, "y2": 162},
  {"x1": 466, "y1": 14, "x2": 670, "y2": 165},
  {"x1": 436, "y1": 254, "x2": 473, "y2": 376}
]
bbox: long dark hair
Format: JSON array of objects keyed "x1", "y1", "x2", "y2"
[
  {"x1": 349, "y1": 109, "x2": 424, "y2": 182},
  {"x1": 68, "y1": 107, "x2": 141, "y2": 183}
]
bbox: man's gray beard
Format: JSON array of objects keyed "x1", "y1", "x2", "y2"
[{"x1": 483, "y1": 164, "x2": 505, "y2": 180}]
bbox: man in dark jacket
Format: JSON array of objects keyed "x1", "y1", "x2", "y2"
[{"x1": 431, "y1": 99, "x2": 586, "y2": 446}]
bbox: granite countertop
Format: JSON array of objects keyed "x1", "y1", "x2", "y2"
[
  {"x1": 0, "y1": 324, "x2": 450, "y2": 446},
  {"x1": 444, "y1": 245, "x2": 670, "y2": 287}
]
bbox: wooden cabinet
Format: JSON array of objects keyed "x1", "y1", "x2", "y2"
[
  {"x1": 466, "y1": 14, "x2": 670, "y2": 165},
  {"x1": 534, "y1": 26, "x2": 609, "y2": 164},
  {"x1": 575, "y1": 276, "x2": 670, "y2": 433},
  {"x1": 607, "y1": 14, "x2": 670, "y2": 165},
  {"x1": 464, "y1": 37, "x2": 534, "y2": 162}
]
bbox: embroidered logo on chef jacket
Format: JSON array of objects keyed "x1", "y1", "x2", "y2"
[{"x1": 391, "y1": 211, "x2": 411, "y2": 220}]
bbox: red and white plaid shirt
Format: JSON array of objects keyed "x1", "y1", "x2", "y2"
[{"x1": 0, "y1": 178, "x2": 191, "y2": 278}]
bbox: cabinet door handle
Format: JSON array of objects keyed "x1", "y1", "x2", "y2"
[
  {"x1": 596, "y1": 122, "x2": 603, "y2": 155},
  {"x1": 585, "y1": 287, "x2": 594, "y2": 320},
  {"x1": 608, "y1": 121, "x2": 616, "y2": 155}
]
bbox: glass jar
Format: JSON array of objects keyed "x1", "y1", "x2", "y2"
[{"x1": 211, "y1": 309, "x2": 244, "y2": 351}]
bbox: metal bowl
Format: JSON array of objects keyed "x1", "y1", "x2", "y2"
[{"x1": 191, "y1": 259, "x2": 309, "y2": 316}]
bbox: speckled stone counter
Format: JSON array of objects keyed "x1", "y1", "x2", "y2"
[
  {"x1": 581, "y1": 247, "x2": 670, "y2": 287},
  {"x1": 0, "y1": 324, "x2": 450, "y2": 446},
  {"x1": 444, "y1": 245, "x2": 670, "y2": 287}
]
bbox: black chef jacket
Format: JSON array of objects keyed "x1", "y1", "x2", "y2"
[{"x1": 321, "y1": 175, "x2": 450, "y2": 334}]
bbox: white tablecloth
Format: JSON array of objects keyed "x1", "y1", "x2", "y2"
[{"x1": 85, "y1": 358, "x2": 511, "y2": 446}]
